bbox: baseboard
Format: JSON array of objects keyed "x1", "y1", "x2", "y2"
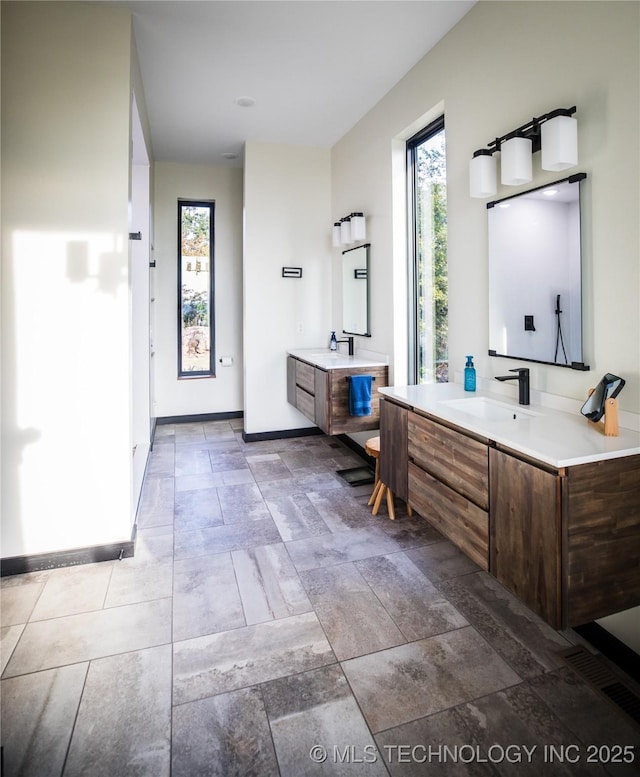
[
  {"x1": 156, "y1": 410, "x2": 243, "y2": 425},
  {"x1": 1, "y1": 540, "x2": 135, "y2": 577},
  {"x1": 242, "y1": 426, "x2": 323, "y2": 443}
]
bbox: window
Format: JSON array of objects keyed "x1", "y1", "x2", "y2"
[
  {"x1": 178, "y1": 200, "x2": 214, "y2": 377},
  {"x1": 407, "y1": 117, "x2": 448, "y2": 384}
]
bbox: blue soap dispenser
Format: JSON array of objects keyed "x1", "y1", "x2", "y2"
[
  {"x1": 330, "y1": 331, "x2": 338, "y2": 351},
  {"x1": 464, "y1": 355, "x2": 476, "y2": 392}
]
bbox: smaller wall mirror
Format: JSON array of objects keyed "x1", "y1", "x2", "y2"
[
  {"x1": 342, "y1": 243, "x2": 370, "y2": 336},
  {"x1": 488, "y1": 173, "x2": 589, "y2": 370}
]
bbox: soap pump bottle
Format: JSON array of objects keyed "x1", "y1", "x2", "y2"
[
  {"x1": 330, "y1": 331, "x2": 338, "y2": 351},
  {"x1": 464, "y1": 355, "x2": 476, "y2": 392}
]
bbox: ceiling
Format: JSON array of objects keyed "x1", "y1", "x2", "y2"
[{"x1": 121, "y1": 1, "x2": 475, "y2": 167}]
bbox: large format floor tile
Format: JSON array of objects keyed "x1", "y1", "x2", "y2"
[
  {"x1": 2, "y1": 421, "x2": 638, "y2": 776},
  {"x1": 342, "y1": 626, "x2": 521, "y2": 732},
  {"x1": 173, "y1": 611, "x2": 336, "y2": 705}
]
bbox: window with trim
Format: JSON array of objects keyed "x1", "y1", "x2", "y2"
[
  {"x1": 178, "y1": 199, "x2": 215, "y2": 377},
  {"x1": 407, "y1": 116, "x2": 448, "y2": 384}
]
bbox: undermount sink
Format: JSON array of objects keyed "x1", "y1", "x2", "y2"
[{"x1": 440, "y1": 396, "x2": 540, "y2": 422}]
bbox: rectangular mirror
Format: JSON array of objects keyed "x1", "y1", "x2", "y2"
[
  {"x1": 488, "y1": 173, "x2": 589, "y2": 370},
  {"x1": 342, "y1": 243, "x2": 370, "y2": 336}
]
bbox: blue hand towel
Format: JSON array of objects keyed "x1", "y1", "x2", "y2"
[{"x1": 349, "y1": 375, "x2": 373, "y2": 416}]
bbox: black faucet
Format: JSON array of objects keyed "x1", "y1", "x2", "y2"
[
  {"x1": 495, "y1": 367, "x2": 530, "y2": 405},
  {"x1": 336, "y1": 336, "x2": 355, "y2": 356}
]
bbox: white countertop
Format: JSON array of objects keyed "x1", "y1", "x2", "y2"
[
  {"x1": 380, "y1": 382, "x2": 640, "y2": 468},
  {"x1": 288, "y1": 348, "x2": 388, "y2": 370}
]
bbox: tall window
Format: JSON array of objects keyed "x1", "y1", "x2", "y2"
[
  {"x1": 178, "y1": 200, "x2": 214, "y2": 377},
  {"x1": 407, "y1": 117, "x2": 448, "y2": 384}
]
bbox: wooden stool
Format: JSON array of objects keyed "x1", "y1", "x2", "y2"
[{"x1": 365, "y1": 436, "x2": 396, "y2": 520}]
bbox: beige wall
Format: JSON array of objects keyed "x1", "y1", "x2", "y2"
[
  {"x1": 152, "y1": 162, "x2": 244, "y2": 417},
  {"x1": 331, "y1": 1, "x2": 640, "y2": 412},
  {"x1": 1, "y1": 2, "x2": 135, "y2": 556}
]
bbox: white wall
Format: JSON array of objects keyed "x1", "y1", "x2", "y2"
[
  {"x1": 331, "y1": 1, "x2": 640, "y2": 412},
  {"x1": 243, "y1": 143, "x2": 332, "y2": 435},
  {"x1": 153, "y1": 162, "x2": 243, "y2": 418},
  {"x1": 1, "y1": 2, "x2": 135, "y2": 556}
]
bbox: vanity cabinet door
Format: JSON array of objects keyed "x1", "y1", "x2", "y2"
[
  {"x1": 490, "y1": 448, "x2": 562, "y2": 628},
  {"x1": 380, "y1": 398, "x2": 408, "y2": 502}
]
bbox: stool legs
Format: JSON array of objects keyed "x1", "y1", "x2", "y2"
[{"x1": 372, "y1": 481, "x2": 395, "y2": 520}]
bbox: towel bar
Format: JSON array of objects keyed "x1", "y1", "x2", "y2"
[{"x1": 345, "y1": 376, "x2": 376, "y2": 382}]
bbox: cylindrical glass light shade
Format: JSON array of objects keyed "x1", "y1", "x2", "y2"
[
  {"x1": 541, "y1": 114, "x2": 578, "y2": 171},
  {"x1": 351, "y1": 212, "x2": 366, "y2": 241},
  {"x1": 332, "y1": 222, "x2": 342, "y2": 248},
  {"x1": 500, "y1": 136, "x2": 532, "y2": 185},
  {"x1": 469, "y1": 150, "x2": 497, "y2": 198},
  {"x1": 340, "y1": 216, "x2": 352, "y2": 245}
]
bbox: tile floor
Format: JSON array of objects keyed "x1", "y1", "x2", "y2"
[{"x1": 1, "y1": 419, "x2": 639, "y2": 776}]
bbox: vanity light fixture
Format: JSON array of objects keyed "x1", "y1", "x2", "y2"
[
  {"x1": 469, "y1": 106, "x2": 577, "y2": 198},
  {"x1": 332, "y1": 212, "x2": 366, "y2": 246}
]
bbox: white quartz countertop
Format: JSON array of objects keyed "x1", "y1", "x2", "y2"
[
  {"x1": 288, "y1": 348, "x2": 388, "y2": 370},
  {"x1": 380, "y1": 383, "x2": 640, "y2": 468}
]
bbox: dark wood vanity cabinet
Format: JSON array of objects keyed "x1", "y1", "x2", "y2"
[
  {"x1": 380, "y1": 394, "x2": 640, "y2": 630},
  {"x1": 490, "y1": 447, "x2": 640, "y2": 629},
  {"x1": 287, "y1": 355, "x2": 388, "y2": 435}
]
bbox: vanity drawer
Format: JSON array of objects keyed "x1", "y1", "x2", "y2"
[
  {"x1": 295, "y1": 360, "x2": 316, "y2": 394},
  {"x1": 295, "y1": 386, "x2": 315, "y2": 422},
  {"x1": 408, "y1": 462, "x2": 488, "y2": 570},
  {"x1": 408, "y1": 413, "x2": 489, "y2": 510}
]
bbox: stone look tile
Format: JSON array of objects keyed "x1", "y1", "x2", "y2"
[
  {"x1": 262, "y1": 664, "x2": 388, "y2": 776},
  {"x1": 306, "y1": 489, "x2": 377, "y2": 532},
  {"x1": 376, "y1": 708, "x2": 497, "y2": 777},
  {"x1": 217, "y1": 482, "x2": 273, "y2": 522},
  {"x1": 375, "y1": 514, "x2": 443, "y2": 549},
  {"x1": 1, "y1": 624, "x2": 24, "y2": 674},
  {"x1": 3, "y1": 598, "x2": 172, "y2": 677},
  {"x1": 232, "y1": 543, "x2": 312, "y2": 624},
  {"x1": 530, "y1": 668, "x2": 640, "y2": 759},
  {"x1": 174, "y1": 486, "x2": 223, "y2": 531},
  {"x1": 173, "y1": 553, "x2": 245, "y2": 641},
  {"x1": 286, "y1": 526, "x2": 401, "y2": 572},
  {"x1": 1, "y1": 662, "x2": 88, "y2": 777},
  {"x1": 64, "y1": 645, "x2": 172, "y2": 777},
  {"x1": 301, "y1": 563, "x2": 405, "y2": 660},
  {"x1": 438, "y1": 572, "x2": 571, "y2": 679},
  {"x1": 265, "y1": 492, "x2": 330, "y2": 541},
  {"x1": 174, "y1": 518, "x2": 281, "y2": 559},
  {"x1": 173, "y1": 611, "x2": 335, "y2": 705},
  {"x1": 137, "y1": 476, "x2": 175, "y2": 528},
  {"x1": 454, "y1": 682, "x2": 612, "y2": 776},
  {"x1": 208, "y1": 451, "x2": 249, "y2": 473},
  {"x1": 342, "y1": 626, "x2": 521, "y2": 732},
  {"x1": 175, "y1": 471, "x2": 225, "y2": 492},
  {"x1": 405, "y1": 540, "x2": 480, "y2": 582},
  {"x1": 0, "y1": 580, "x2": 44, "y2": 626},
  {"x1": 355, "y1": 553, "x2": 468, "y2": 641},
  {"x1": 30, "y1": 561, "x2": 114, "y2": 620},
  {"x1": 175, "y1": 447, "x2": 215, "y2": 477},
  {"x1": 172, "y1": 687, "x2": 278, "y2": 777},
  {"x1": 246, "y1": 452, "x2": 292, "y2": 481},
  {"x1": 105, "y1": 534, "x2": 173, "y2": 607}
]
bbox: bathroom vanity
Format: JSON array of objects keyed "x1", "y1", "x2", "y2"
[
  {"x1": 379, "y1": 383, "x2": 640, "y2": 630},
  {"x1": 287, "y1": 349, "x2": 388, "y2": 435}
]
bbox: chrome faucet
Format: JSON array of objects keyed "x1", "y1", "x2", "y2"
[
  {"x1": 336, "y1": 336, "x2": 355, "y2": 356},
  {"x1": 495, "y1": 367, "x2": 530, "y2": 405}
]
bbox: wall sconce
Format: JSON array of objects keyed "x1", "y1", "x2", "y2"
[
  {"x1": 332, "y1": 212, "x2": 366, "y2": 246},
  {"x1": 469, "y1": 107, "x2": 577, "y2": 198}
]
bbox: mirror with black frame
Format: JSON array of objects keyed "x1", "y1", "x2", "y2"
[
  {"x1": 342, "y1": 243, "x2": 370, "y2": 337},
  {"x1": 487, "y1": 173, "x2": 589, "y2": 370}
]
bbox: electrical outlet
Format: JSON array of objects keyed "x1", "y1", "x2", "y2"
[{"x1": 524, "y1": 315, "x2": 536, "y2": 331}]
